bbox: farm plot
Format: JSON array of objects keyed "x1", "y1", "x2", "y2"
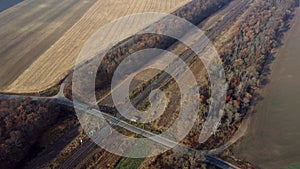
[
  {"x1": 3, "y1": 0, "x2": 191, "y2": 93},
  {"x1": 0, "y1": 0, "x2": 97, "y2": 90}
]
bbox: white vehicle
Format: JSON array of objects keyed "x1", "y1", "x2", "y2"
[{"x1": 130, "y1": 116, "x2": 140, "y2": 123}]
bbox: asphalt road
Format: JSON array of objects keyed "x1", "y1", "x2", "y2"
[
  {"x1": 53, "y1": 1, "x2": 251, "y2": 168},
  {"x1": 0, "y1": 0, "x2": 251, "y2": 168}
]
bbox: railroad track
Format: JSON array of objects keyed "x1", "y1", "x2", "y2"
[
  {"x1": 0, "y1": 1, "x2": 251, "y2": 168},
  {"x1": 60, "y1": 1, "x2": 250, "y2": 168}
]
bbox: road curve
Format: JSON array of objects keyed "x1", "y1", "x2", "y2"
[{"x1": 0, "y1": 1, "x2": 251, "y2": 168}]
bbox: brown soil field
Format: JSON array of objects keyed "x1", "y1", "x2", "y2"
[
  {"x1": 3, "y1": 0, "x2": 191, "y2": 93},
  {"x1": 235, "y1": 7, "x2": 300, "y2": 168},
  {"x1": 0, "y1": 0, "x2": 97, "y2": 89}
]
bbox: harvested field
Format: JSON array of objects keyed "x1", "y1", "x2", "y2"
[
  {"x1": 0, "y1": 0, "x2": 97, "y2": 90},
  {"x1": 0, "y1": 0, "x2": 23, "y2": 12},
  {"x1": 3, "y1": 0, "x2": 191, "y2": 93}
]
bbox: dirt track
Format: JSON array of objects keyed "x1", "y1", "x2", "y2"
[
  {"x1": 3, "y1": 0, "x2": 191, "y2": 93},
  {"x1": 0, "y1": 0, "x2": 97, "y2": 90}
]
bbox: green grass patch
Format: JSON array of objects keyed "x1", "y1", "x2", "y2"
[
  {"x1": 115, "y1": 141, "x2": 151, "y2": 169},
  {"x1": 282, "y1": 164, "x2": 300, "y2": 169},
  {"x1": 115, "y1": 157, "x2": 145, "y2": 169}
]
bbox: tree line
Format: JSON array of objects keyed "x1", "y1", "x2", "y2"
[{"x1": 0, "y1": 98, "x2": 61, "y2": 168}]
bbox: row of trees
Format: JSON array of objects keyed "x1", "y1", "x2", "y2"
[
  {"x1": 146, "y1": 0, "x2": 298, "y2": 168},
  {"x1": 220, "y1": 0, "x2": 297, "y2": 125},
  {"x1": 67, "y1": 0, "x2": 297, "y2": 167},
  {"x1": 70, "y1": 0, "x2": 232, "y2": 102},
  {"x1": 0, "y1": 98, "x2": 61, "y2": 169}
]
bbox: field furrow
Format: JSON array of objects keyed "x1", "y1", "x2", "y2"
[
  {"x1": 0, "y1": 0, "x2": 97, "y2": 89},
  {"x1": 4, "y1": 0, "x2": 192, "y2": 93}
]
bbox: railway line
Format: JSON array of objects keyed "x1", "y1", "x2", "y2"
[
  {"x1": 0, "y1": 0, "x2": 251, "y2": 168},
  {"x1": 61, "y1": 0, "x2": 250, "y2": 168}
]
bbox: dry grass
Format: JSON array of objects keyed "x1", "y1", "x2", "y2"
[{"x1": 4, "y1": 0, "x2": 191, "y2": 93}]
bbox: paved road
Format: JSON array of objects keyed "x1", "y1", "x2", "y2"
[
  {"x1": 0, "y1": 92, "x2": 243, "y2": 169},
  {"x1": 0, "y1": 1, "x2": 251, "y2": 168},
  {"x1": 51, "y1": 1, "x2": 251, "y2": 168}
]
